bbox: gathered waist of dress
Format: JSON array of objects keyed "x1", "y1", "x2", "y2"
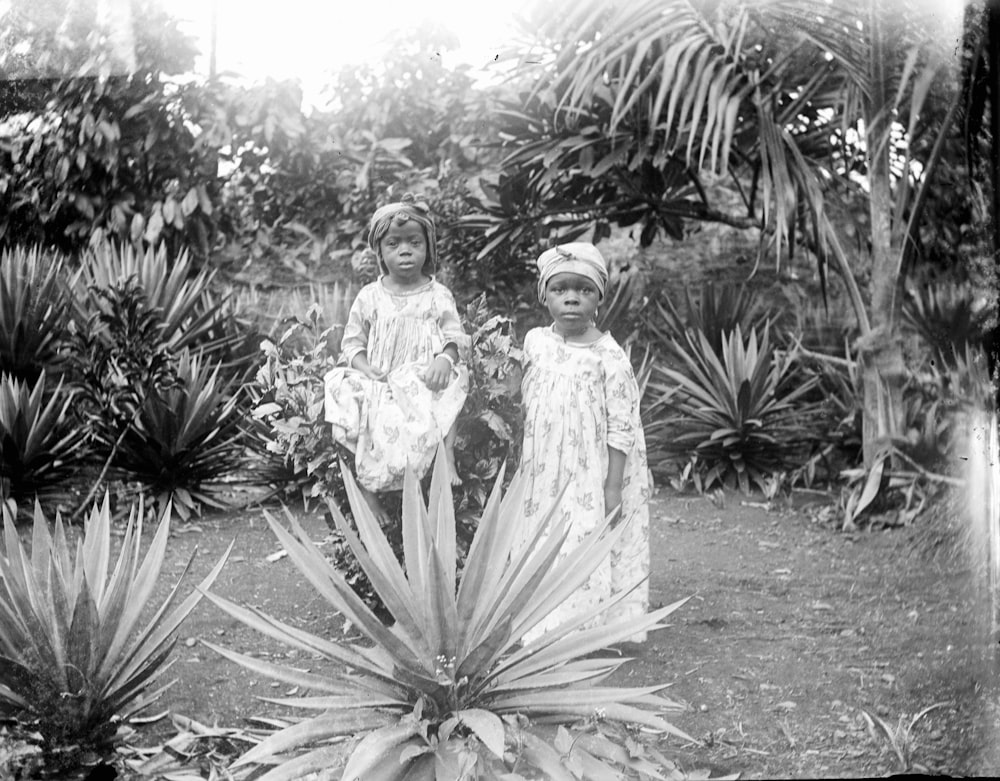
[{"x1": 368, "y1": 315, "x2": 438, "y2": 370}]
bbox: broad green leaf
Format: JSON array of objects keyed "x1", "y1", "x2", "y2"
[
  {"x1": 456, "y1": 709, "x2": 505, "y2": 758},
  {"x1": 340, "y1": 721, "x2": 422, "y2": 781}
]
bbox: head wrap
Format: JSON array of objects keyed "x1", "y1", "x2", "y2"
[
  {"x1": 367, "y1": 194, "x2": 437, "y2": 273},
  {"x1": 536, "y1": 242, "x2": 609, "y2": 303}
]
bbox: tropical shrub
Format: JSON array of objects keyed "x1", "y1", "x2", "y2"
[
  {"x1": 111, "y1": 349, "x2": 247, "y2": 521},
  {"x1": 0, "y1": 495, "x2": 231, "y2": 770},
  {"x1": 453, "y1": 295, "x2": 524, "y2": 516},
  {"x1": 217, "y1": 26, "x2": 494, "y2": 286},
  {"x1": 0, "y1": 246, "x2": 72, "y2": 383},
  {"x1": 0, "y1": 372, "x2": 89, "y2": 514},
  {"x1": 645, "y1": 325, "x2": 820, "y2": 493},
  {"x1": 0, "y1": 1, "x2": 219, "y2": 258},
  {"x1": 249, "y1": 301, "x2": 351, "y2": 509},
  {"x1": 204, "y1": 453, "x2": 692, "y2": 781},
  {"x1": 902, "y1": 280, "x2": 989, "y2": 370},
  {"x1": 898, "y1": 343, "x2": 993, "y2": 472},
  {"x1": 788, "y1": 351, "x2": 863, "y2": 487},
  {"x1": 65, "y1": 277, "x2": 180, "y2": 469}
]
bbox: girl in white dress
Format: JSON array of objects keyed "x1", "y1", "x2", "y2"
[
  {"x1": 324, "y1": 196, "x2": 468, "y2": 517},
  {"x1": 518, "y1": 242, "x2": 651, "y2": 641}
]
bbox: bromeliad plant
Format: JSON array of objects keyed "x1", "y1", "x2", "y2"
[
  {"x1": 0, "y1": 495, "x2": 231, "y2": 761},
  {"x1": 203, "y1": 452, "x2": 692, "y2": 780},
  {"x1": 646, "y1": 325, "x2": 820, "y2": 494}
]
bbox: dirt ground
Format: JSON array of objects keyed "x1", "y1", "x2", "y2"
[{"x1": 128, "y1": 484, "x2": 999, "y2": 779}]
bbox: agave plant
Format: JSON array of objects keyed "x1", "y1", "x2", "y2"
[
  {"x1": 0, "y1": 495, "x2": 231, "y2": 758},
  {"x1": 903, "y1": 281, "x2": 988, "y2": 370},
  {"x1": 203, "y1": 452, "x2": 692, "y2": 780},
  {"x1": 112, "y1": 349, "x2": 247, "y2": 520},
  {"x1": 0, "y1": 372, "x2": 89, "y2": 513},
  {"x1": 69, "y1": 242, "x2": 226, "y2": 356},
  {"x1": 0, "y1": 246, "x2": 72, "y2": 383},
  {"x1": 646, "y1": 325, "x2": 820, "y2": 493},
  {"x1": 643, "y1": 281, "x2": 771, "y2": 359}
]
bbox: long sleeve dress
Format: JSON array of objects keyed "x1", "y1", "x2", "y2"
[
  {"x1": 518, "y1": 325, "x2": 651, "y2": 642},
  {"x1": 323, "y1": 278, "x2": 469, "y2": 493}
]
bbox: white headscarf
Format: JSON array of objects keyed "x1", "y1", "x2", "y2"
[{"x1": 536, "y1": 242, "x2": 609, "y2": 303}]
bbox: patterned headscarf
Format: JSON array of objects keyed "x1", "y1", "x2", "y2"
[
  {"x1": 536, "y1": 242, "x2": 609, "y2": 303},
  {"x1": 367, "y1": 194, "x2": 437, "y2": 273}
]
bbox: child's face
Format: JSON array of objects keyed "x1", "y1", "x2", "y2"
[
  {"x1": 379, "y1": 220, "x2": 428, "y2": 283},
  {"x1": 544, "y1": 272, "x2": 601, "y2": 333}
]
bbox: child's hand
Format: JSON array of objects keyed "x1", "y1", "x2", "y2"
[
  {"x1": 424, "y1": 355, "x2": 453, "y2": 391},
  {"x1": 364, "y1": 366, "x2": 387, "y2": 381}
]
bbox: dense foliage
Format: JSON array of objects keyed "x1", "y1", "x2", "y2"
[
  {"x1": 0, "y1": 0, "x2": 218, "y2": 258},
  {"x1": 0, "y1": 0, "x2": 993, "y2": 777}
]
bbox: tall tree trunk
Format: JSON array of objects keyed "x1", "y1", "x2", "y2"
[{"x1": 860, "y1": 0, "x2": 906, "y2": 467}]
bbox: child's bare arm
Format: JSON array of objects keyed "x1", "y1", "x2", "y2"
[
  {"x1": 604, "y1": 446, "x2": 627, "y2": 524},
  {"x1": 351, "y1": 352, "x2": 386, "y2": 380}
]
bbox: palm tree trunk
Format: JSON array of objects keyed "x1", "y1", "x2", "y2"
[{"x1": 860, "y1": 0, "x2": 906, "y2": 466}]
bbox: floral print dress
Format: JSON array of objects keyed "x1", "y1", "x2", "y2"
[
  {"x1": 323, "y1": 278, "x2": 468, "y2": 492},
  {"x1": 518, "y1": 326, "x2": 651, "y2": 642}
]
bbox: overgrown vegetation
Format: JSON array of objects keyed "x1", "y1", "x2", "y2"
[{"x1": 0, "y1": 0, "x2": 994, "y2": 776}]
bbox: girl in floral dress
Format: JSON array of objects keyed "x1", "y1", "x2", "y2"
[
  {"x1": 518, "y1": 242, "x2": 651, "y2": 641},
  {"x1": 324, "y1": 196, "x2": 468, "y2": 517}
]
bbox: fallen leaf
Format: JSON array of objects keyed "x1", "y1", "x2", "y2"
[{"x1": 266, "y1": 550, "x2": 288, "y2": 562}]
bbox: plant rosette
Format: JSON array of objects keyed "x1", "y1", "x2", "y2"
[{"x1": 204, "y1": 449, "x2": 694, "y2": 780}]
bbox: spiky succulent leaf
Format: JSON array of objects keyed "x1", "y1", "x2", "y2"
[
  {"x1": 0, "y1": 495, "x2": 230, "y2": 749},
  {"x1": 0, "y1": 372, "x2": 89, "y2": 510},
  {"x1": 209, "y1": 447, "x2": 693, "y2": 779},
  {"x1": 0, "y1": 246, "x2": 71, "y2": 383},
  {"x1": 70, "y1": 242, "x2": 226, "y2": 356},
  {"x1": 647, "y1": 324, "x2": 821, "y2": 492},
  {"x1": 113, "y1": 349, "x2": 245, "y2": 519}
]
